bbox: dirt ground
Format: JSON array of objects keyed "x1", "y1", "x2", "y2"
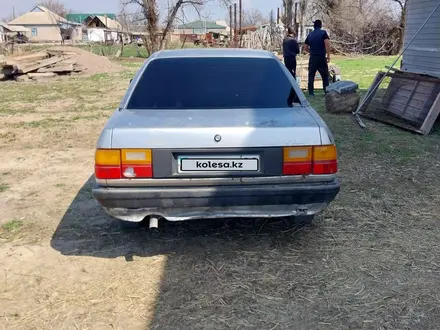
[{"x1": 1, "y1": 59, "x2": 440, "y2": 330}]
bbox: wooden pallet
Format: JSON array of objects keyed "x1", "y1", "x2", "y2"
[{"x1": 358, "y1": 70, "x2": 440, "y2": 135}]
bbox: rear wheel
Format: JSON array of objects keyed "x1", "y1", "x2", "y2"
[{"x1": 289, "y1": 215, "x2": 315, "y2": 226}]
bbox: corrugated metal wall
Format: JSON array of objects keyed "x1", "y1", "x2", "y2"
[{"x1": 402, "y1": 0, "x2": 440, "y2": 78}]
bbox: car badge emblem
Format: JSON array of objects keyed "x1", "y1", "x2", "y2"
[{"x1": 214, "y1": 134, "x2": 222, "y2": 142}]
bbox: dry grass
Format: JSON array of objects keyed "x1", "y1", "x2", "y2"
[{"x1": 1, "y1": 56, "x2": 440, "y2": 330}]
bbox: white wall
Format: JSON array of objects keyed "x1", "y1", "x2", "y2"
[
  {"x1": 87, "y1": 28, "x2": 119, "y2": 42},
  {"x1": 87, "y1": 28, "x2": 105, "y2": 42}
]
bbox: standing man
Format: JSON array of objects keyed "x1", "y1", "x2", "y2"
[
  {"x1": 303, "y1": 20, "x2": 331, "y2": 96},
  {"x1": 282, "y1": 27, "x2": 300, "y2": 79}
]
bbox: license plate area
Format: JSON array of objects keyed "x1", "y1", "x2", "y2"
[
  {"x1": 178, "y1": 155, "x2": 260, "y2": 173},
  {"x1": 151, "y1": 148, "x2": 283, "y2": 178}
]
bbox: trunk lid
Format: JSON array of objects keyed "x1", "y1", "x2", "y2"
[{"x1": 110, "y1": 107, "x2": 322, "y2": 149}]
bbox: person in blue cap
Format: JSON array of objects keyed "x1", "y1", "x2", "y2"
[{"x1": 304, "y1": 19, "x2": 331, "y2": 96}]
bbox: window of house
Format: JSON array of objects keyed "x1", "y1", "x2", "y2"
[{"x1": 31, "y1": 28, "x2": 38, "y2": 36}]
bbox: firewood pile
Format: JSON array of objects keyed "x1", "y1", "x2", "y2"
[{"x1": 0, "y1": 49, "x2": 85, "y2": 82}]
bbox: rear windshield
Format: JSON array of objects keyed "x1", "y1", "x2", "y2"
[{"x1": 127, "y1": 57, "x2": 300, "y2": 109}]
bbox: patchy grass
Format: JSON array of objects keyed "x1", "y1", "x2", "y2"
[
  {"x1": 0, "y1": 183, "x2": 9, "y2": 192},
  {"x1": 1, "y1": 220, "x2": 24, "y2": 232}
]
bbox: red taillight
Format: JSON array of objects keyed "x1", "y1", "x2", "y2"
[
  {"x1": 283, "y1": 162, "x2": 312, "y2": 175},
  {"x1": 121, "y1": 164, "x2": 153, "y2": 178},
  {"x1": 95, "y1": 165, "x2": 122, "y2": 179},
  {"x1": 95, "y1": 149, "x2": 153, "y2": 179},
  {"x1": 312, "y1": 160, "x2": 338, "y2": 174},
  {"x1": 282, "y1": 145, "x2": 337, "y2": 176}
]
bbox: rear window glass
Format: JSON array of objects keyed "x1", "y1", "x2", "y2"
[{"x1": 127, "y1": 57, "x2": 300, "y2": 109}]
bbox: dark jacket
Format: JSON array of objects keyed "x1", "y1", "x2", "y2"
[
  {"x1": 304, "y1": 28, "x2": 330, "y2": 57},
  {"x1": 283, "y1": 36, "x2": 300, "y2": 58}
]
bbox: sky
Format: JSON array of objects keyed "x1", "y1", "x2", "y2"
[{"x1": 0, "y1": 0, "x2": 277, "y2": 21}]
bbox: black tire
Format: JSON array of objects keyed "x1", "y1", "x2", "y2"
[
  {"x1": 290, "y1": 215, "x2": 315, "y2": 226},
  {"x1": 117, "y1": 220, "x2": 141, "y2": 230}
]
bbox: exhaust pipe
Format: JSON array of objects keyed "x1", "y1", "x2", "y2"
[
  {"x1": 149, "y1": 216, "x2": 159, "y2": 229},
  {"x1": 148, "y1": 216, "x2": 161, "y2": 238}
]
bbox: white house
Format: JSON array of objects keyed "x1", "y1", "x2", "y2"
[
  {"x1": 8, "y1": 5, "x2": 81, "y2": 43},
  {"x1": 83, "y1": 15, "x2": 123, "y2": 42}
]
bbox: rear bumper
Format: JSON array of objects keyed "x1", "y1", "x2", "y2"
[{"x1": 92, "y1": 179, "x2": 340, "y2": 221}]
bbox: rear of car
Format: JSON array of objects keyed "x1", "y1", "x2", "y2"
[{"x1": 92, "y1": 49, "x2": 340, "y2": 225}]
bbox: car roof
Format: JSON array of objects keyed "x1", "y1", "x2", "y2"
[{"x1": 153, "y1": 48, "x2": 276, "y2": 59}]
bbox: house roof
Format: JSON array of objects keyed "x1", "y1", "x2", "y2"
[
  {"x1": 8, "y1": 6, "x2": 79, "y2": 26},
  {"x1": 66, "y1": 13, "x2": 116, "y2": 24},
  {"x1": 85, "y1": 15, "x2": 122, "y2": 31},
  {"x1": 177, "y1": 20, "x2": 227, "y2": 29},
  {"x1": 0, "y1": 23, "x2": 30, "y2": 32}
]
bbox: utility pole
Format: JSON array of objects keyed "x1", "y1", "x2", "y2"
[
  {"x1": 239, "y1": 0, "x2": 242, "y2": 47},
  {"x1": 13, "y1": 6, "x2": 16, "y2": 19},
  {"x1": 234, "y1": 3, "x2": 237, "y2": 46},
  {"x1": 294, "y1": 2, "x2": 299, "y2": 38},
  {"x1": 229, "y1": 5, "x2": 233, "y2": 42}
]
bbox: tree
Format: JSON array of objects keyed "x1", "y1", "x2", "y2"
[
  {"x1": 390, "y1": 0, "x2": 407, "y2": 51},
  {"x1": 282, "y1": 0, "x2": 294, "y2": 28},
  {"x1": 242, "y1": 8, "x2": 266, "y2": 26},
  {"x1": 39, "y1": 0, "x2": 69, "y2": 18},
  {"x1": 123, "y1": 0, "x2": 231, "y2": 54},
  {"x1": 308, "y1": 0, "x2": 402, "y2": 55}
]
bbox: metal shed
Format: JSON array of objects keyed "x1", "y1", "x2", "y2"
[{"x1": 401, "y1": 0, "x2": 440, "y2": 78}]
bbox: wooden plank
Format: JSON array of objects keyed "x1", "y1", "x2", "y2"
[
  {"x1": 56, "y1": 59, "x2": 77, "y2": 65},
  {"x1": 419, "y1": 92, "x2": 440, "y2": 135},
  {"x1": 381, "y1": 77, "x2": 404, "y2": 108},
  {"x1": 383, "y1": 71, "x2": 440, "y2": 84},
  {"x1": 37, "y1": 64, "x2": 74, "y2": 73},
  {"x1": 360, "y1": 109, "x2": 423, "y2": 134},
  {"x1": 418, "y1": 81, "x2": 436, "y2": 90},
  {"x1": 5, "y1": 51, "x2": 49, "y2": 66},
  {"x1": 16, "y1": 55, "x2": 73, "y2": 74},
  {"x1": 416, "y1": 84, "x2": 440, "y2": 122},
  {"x1": 15, "y1": 75, "x2": 32, "y2": 82},
  {"x1": 358, "y1": 72, "x2": 385, "y2": 113},
  {"x1": 27, "y1": 72, "x2": 56, "y2": 78},
  {"x1": 385, "y1": 65, "x2": 440, "y2": 82},
  {"x1": 408, "y1": 98, "x2": 427, "y2": 109},
  {"x1": 401, "y1": 81, "x2": 420, "y2": 117},
  {"x1": 413, "y1": 91, "x2": 433, "y2": 101},
  {"x1": 47, "y1": 50, "x2": 78, "y2": 56},
  {"x1": 395, "y1": 90, "x2": 412, "y2": 98},
  {"x1": 399, "y1": 84, "x2": 419, "y2": 93}
]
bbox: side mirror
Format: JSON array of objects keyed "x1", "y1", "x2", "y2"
[{"x1": 130, "y1": 79, "x2": 133, "y2": 83}]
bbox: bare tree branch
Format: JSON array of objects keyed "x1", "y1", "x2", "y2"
[
  {"x1": 124, "y1": 0, "x2": 231, "y2": 52},
  {"x1": 39, "y1": 0, "x2": 69, "y2": 17}
]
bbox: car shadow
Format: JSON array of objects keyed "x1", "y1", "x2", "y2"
[
  {"x1": 51, "y1": 175, "x2": 326, "y2": 328},
  {"x1": 51, "y1": 175, "x2": 317, "y2": 260}
]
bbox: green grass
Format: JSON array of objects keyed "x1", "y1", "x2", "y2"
[
  {"x1": 1, "y1": 220, "x2": 24, "y2": 232},
  {"x1": 0, "y1": 183, "x2": 9, "y2": 192},
  {"x1": 333, "y1": 56, "x2": 400, "y2": 89}
]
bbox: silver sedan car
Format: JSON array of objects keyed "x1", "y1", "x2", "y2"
[{"x1": 92, "y1": 49, "x2": 340, "y2": 230}]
